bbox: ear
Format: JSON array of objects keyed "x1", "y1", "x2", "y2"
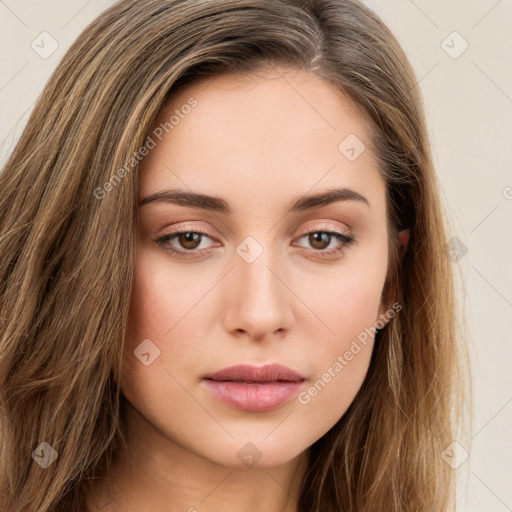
[
  {"x1": 398, "y1": 228, "x2": 410, "y2": 258},
  {"x1": 377, "y1": 228, "x2": 410, "y2": 326}
]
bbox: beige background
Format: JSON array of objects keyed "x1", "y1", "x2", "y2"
[{"x1": 1, "y1": 1, "x2": 511, "y2": 510}]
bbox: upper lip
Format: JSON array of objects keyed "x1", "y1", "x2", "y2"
[{"x1": 203, "y1": 364, "x2": 305, "y2": 383}]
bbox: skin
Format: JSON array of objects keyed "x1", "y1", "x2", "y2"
[{"x1": 85, "y1": 66, "x2": 409, "y2": 512}]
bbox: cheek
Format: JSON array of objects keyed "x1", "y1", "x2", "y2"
[
  {"x1": 305, "y1": 246, "x2": 387, "y2": 352},
  {"x1": 125, "y1": 249, "x2": 210, "y2": 354},
  {"x1": 302, "y1": 286, "x2": 381, "y2": 406},
  {"x1": 294, "y1": 254, "x2": 387, "y2": 423},
  {"x1": 119, "y1": 256, "x2": 204, "y2": 441},
  {"x1": 121, "y1": 249, "x2": 214, "y2": 402}
]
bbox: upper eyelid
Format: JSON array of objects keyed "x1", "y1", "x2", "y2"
[
  {"x1": 158, "y1": 218, "x2": 352, "y2": 236},
  {"x1": 295, "y1": 221, "x2": 352, "y2": 236}
]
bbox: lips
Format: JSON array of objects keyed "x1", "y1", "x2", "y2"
[
  {"x1": 202, "y1": 363, "x2": 305, "y2": 383},
  {"x1": 202, "y1": 364, "x2": 307, "y2": 412}
]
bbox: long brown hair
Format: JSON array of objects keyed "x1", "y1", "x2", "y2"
[{"x1": 0, "y1": 1, "x2": 470, "y2": 510}]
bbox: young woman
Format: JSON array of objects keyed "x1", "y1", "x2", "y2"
[{"x1": 0, "y1": 1, "x2": 470, "y2": 511}]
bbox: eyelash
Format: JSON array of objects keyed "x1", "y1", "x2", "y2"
[{"x1": 155, "y1": 225, "x2": 356, "y2": 260}]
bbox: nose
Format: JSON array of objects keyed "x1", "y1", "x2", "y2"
[{"x1": 222, "y1": 241, "x2": 295, "y2": 342}]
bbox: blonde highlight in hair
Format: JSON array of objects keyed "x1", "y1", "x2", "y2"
[{"x1": 0, "y1": 1, "x2": 470, "y2": 510}]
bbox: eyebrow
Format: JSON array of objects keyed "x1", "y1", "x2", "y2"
[{"x1": 138, "y1": 186, "x2": 370, "y2": 213}]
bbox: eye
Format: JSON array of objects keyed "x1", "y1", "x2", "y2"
[
  {"x1": 293, "y1": 229, "x2": 356, "y2": 258},
  {"x1": 155, "y1": 227, "x2": 218, "y2": 258},
  {"x1": 155, "y1": 225, "x2": 356, "y2": 260}
]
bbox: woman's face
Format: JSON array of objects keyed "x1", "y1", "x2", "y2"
[{"x1": 122, "y1": 66, "x2": 396, "y2": 469}]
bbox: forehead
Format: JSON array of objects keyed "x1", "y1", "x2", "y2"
[{"x1": 139, "y1": 67, "x2": 385, "y2": 215}]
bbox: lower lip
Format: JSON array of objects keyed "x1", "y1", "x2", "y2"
[{"x1": 203, "y1": 379, "x2": 305, "y2": 412}]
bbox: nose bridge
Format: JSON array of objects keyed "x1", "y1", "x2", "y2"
[{"x1": 223, "y1": 234, "x2": 294, "y2": 339}]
